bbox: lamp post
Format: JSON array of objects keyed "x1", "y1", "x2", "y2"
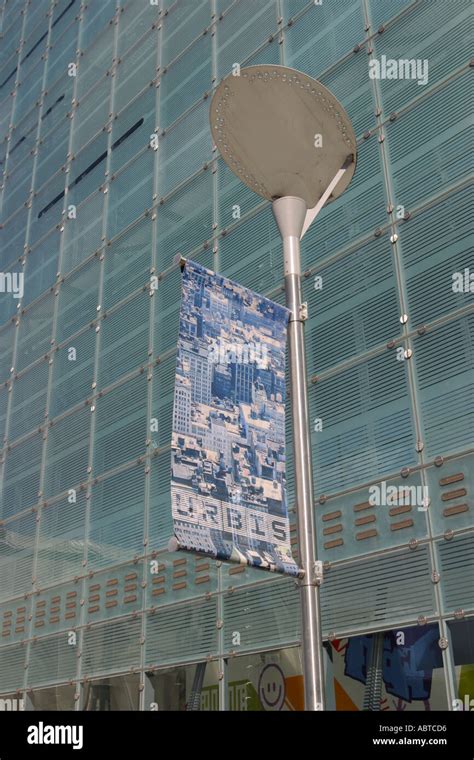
[{"x1": 210, "y1": 65, "x2": 357, "y2": 711}]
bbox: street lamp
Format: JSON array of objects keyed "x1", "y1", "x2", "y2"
[{"x1": 210, "y1": 65, "x2": 357, "y2": 711}]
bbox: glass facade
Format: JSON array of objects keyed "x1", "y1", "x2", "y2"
[{"x1": 0, "y1": 0, "x2": 472, "y2": 711}]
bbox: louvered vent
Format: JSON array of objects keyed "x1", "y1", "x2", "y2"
[
  {"x1": 437, "y1": 533, "x2": 474, "y2": 614},
  {"x1": 223, "y1": 578, "x2": 300, "y2": 652},
  {"x1": 28, "y1": 634, "x2": 77, "y2": 687},
  {"x1": 0, "y1": 643, "x2": 26, "y2": 693},
  {"x1": 82, "y1": 617, "x2": 142, "y2": 676},
  {"x1": 145, "y1": 596, "x2": 218, "y2": 666},
  {"x1": 320, "y1": 545, "x2": 435, "y2": 635}
]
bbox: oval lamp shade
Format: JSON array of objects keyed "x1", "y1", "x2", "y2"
[{"x1": 210, "y1": 64, "x2": 357, "y2": 209}]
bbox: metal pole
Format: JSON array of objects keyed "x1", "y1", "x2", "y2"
[{"x1": 273, "y1": 196, "x2": 325, "y2": 711}]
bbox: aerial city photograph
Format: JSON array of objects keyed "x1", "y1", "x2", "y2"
[{"x1": 0, "y1": 0, "x2": 472, "y2": 754}]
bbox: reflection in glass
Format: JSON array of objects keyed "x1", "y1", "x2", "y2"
[
  {"x1": 82, "y1": 674, "x2": 139, "y2": 710},
  {"x1": 326, "y1": 624, "x2": 448, "y2": 710},
  {"x1": 448, "y1": 619, "x2": 474, "y2": 711},
  {"x1": 27, "y1": 684, "x2": 75, "y2": 710},
  {"x1": 146, "y1": 661, "x2": 219, "y2": 710},
  {"x1": 227, "y1": 648, "x2": 303, "y2": 711}
]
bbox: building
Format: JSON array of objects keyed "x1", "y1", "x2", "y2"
[
  {"x1": 172, "y1": 374, "x2": 191, "y2": 435},
  {"x1": 181, "y1": 340, "x2": 212, "y2": 405},
  {"x1": 0, "y1": 0, "x2": 472, "y2": 711}
]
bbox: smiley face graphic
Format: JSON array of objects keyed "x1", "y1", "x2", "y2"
[{"x1": 258, "y1": 664, "x2": 286, "y2": 711}]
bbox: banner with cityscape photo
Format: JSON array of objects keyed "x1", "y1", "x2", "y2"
[{"x1": 170, "y1": 260, "x2": 300, "y2": 577}]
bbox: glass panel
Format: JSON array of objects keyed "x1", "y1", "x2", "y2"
[
  {"x1": 448, "y1": 619, "x2": 474, "y2": 712},
  {"x1": 227, "y1": 647, "x2": 303, "y2": 711},
  {"x1": 146, "y1": 661, "x2": 219, "y2": 711},
  {"x1": 327, "y1": 624, "x2": 448, "y2": 711},
  {"x1": 27, "y1": 684, "x2": 76, "y2": 710},
  {"x1": 81, "y1": 674, "x2": 140, "y2": 711}
]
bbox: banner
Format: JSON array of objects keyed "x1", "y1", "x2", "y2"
[{"x1": 170, "y1": 260, "x2": 300, "y2": 577}]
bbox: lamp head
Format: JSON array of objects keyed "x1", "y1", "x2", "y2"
[{"x1": 210, "y1": 65, "x2": 357, "y2": 209}]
